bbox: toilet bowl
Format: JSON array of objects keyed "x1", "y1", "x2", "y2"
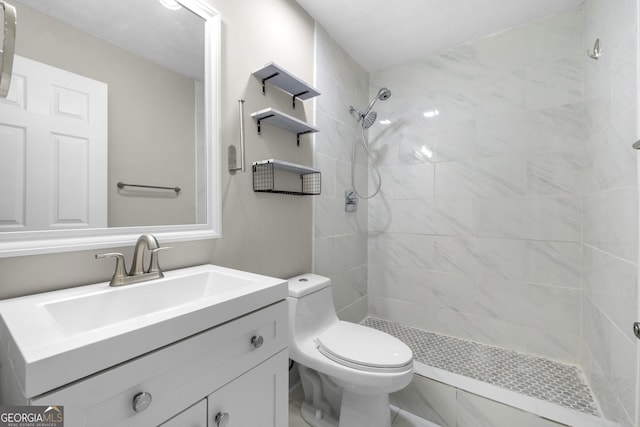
[{"x1": 287, "y1": 274, "x2": 413, "y2": 427}]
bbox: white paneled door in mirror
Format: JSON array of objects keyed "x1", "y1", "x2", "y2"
[{"x1": 0, "y1": 55, "x2": 107, "y2": 231}]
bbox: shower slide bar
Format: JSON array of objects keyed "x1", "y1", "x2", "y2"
[
  {"x1": 117, "y1": 182, "x2": 181, "y2": 194},
  {"x1": 0, "y1": 1, "x2": 17, "y2": 98}
]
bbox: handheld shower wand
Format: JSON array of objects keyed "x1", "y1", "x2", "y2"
[{"x1": 348, "y1": 87, "x2": 392, "y2": 199}]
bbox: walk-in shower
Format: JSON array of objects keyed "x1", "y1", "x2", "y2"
[
  {"x1": 311, "y1": 1, "x2": 638, "y2": 425},
  {"x1": 348, "y1": 87, "x2": 391, "y2": 199}
]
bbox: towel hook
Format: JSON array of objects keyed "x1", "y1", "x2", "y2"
[{"x1": 587, "y1": 38, "x2": 602, "y2": 60}]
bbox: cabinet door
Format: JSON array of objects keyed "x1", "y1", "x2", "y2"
[
  {"x1": 160, "y1": 400, "x2": 206, "y2": 427},
  {"x1": 208, "y1": 349, "x2": 288, "y2": 427}
]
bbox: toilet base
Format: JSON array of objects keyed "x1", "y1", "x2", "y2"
[
  {"x1": 299, "y1": 391, "x2": 392, "y2": 427},
  {"x1": 338, "y1": 390, "x2": 391, "y2": 427},
  {"x1": 297, "y1": 364, "x2": 392, "y2": 427},
  {"x1": 300, "y1": 402, "x2": 339, "y2": 427}
]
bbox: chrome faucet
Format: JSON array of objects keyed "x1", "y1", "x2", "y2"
[
  {"x1": 95, "y1": 234, "x2": 170, "y2": 286},
  {"x1": 129, "y1": 234, "x2": 160, "y2": 276}
]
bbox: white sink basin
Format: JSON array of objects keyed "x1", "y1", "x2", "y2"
[
  {"x1": 0, "y1": 264, "x2": 286, "y2": 398},
  {"x1": 42, "y1": 269, "x2": 260, "y2": 335}
]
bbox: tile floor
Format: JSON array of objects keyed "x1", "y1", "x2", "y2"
[{"x1": 362, "y1": 317, "x2": 598, "y2": 416}]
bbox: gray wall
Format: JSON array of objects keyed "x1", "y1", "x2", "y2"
[{"x1": 0, "y1": 0, "x2": 316, "y2": 299}]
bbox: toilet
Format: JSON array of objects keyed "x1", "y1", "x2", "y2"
[{"x1": 287, "y1": 273, "x2": 414, "y2": 427}]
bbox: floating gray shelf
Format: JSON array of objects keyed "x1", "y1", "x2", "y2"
[
  {"x1": 250, "y1": 108, "x2": 318, "y2": 146},
  {"x1": 253, "y1": 62, "x2": 320, "y2": 108},
  {"x1": 252, "y1": 159, "x2": 321, "y2": 196}
]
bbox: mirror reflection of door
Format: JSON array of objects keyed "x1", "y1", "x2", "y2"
[
  {"x1": 1, "y1": 0, "x2": 205, "y2": 231},
  {"x1": 0, "y1": 55, "x2": 107, "y2": 231}
]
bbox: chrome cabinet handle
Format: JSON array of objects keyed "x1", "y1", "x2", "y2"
[
  {"x1": 214, "y1": 412, "x2": 230, "y2": 427},
  {"x1": 251, "y1": 335, "x2": 263, "y2": 349},
  {"x1": 132, "y1": 392, "x2": 152, "y2": 412},
  {"x1": 0, "y1": 1, "x2": 16, "y2": 98}
]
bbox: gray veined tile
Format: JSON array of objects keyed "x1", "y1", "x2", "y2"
[
  {"x1": 526, "y1": 150, "x2": 583, "y2": 196},
  {"x1": 475, "y1": 154, "x2": 527, "y2": 197},
  {"x1": 583, "y1": 186, "x2": 638, "y2": 262},
  {"x1": 432, "y1": 120, "x2": 478, "y2": 163},
  {"x1": 525, "y1": 240, "x2": 581, "y2": 288},
  {"x1": 473, "y1": 238, "x2": 526, "y2": 281},
  {"x1": 526, "y1": 57, "x2": 583, "y2": 110},
  {"x1": 475, "y1": 196, "x2": 527, "y2": 238},
  {"x1": 524, "y1": 195, "x2": 582, "y2": 242},
  {"x1": 435, "y1": 161, "x2": 477, "y2": 198},
  {"x1": 583, "y1": 126, "x2": 636, "y2": 193}
]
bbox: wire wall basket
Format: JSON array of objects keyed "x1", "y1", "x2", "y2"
[{"x1": 252, "y1": 160, "x2": 321, "y2": 196}]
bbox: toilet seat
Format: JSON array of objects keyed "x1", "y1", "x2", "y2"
[{"x1": 315, "y1": 321, "x2": 413, "y2": 373}]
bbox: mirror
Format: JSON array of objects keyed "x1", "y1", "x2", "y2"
[{"x1": 0, "y1": 0, "x2": 220, "y2": 256}]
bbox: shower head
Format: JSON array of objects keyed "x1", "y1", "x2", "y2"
[
  {"x1": 349, "y1": 106, "x2": 378, "y2": 129},
  {"x1": 364, "y1": 87, "x2": 392, "y2": 115},
  {"x1": 362, "y1": 111, "x2": 377, "y2": 129},
  {"x1": 377, "y1": 87, "x2": 392, "y2": 101},
  {"x1": 349, "y1": 87, "x2": 392, "y2": 128}
]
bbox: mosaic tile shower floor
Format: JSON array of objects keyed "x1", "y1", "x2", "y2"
[{"x1": 362, "y1": 317, "x2": 599, "y2": 416}]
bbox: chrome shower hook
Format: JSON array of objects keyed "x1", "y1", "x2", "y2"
[{"x1": 587, "y1": 38, "x2": 602, "y2": 60}]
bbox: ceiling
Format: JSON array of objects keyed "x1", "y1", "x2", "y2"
[
  {"x1": 16, "y1": 0, "x2": 205, "y2": 80},
  {"x1": 295, "y1": 0, "x2": 584, "y2": 71}
]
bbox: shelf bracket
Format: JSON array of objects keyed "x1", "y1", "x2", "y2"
[
  {"x1": 296, "y1": 130, "x2": 313, "y2": 146},
  {"x1": 292, "y1": 90, "x2": 309, "y2": 109},
  {"x1": 261, "y1": 72, "x2": 280, "y2": 95},
  {"x1": 256, "y1": 114, "x2": 275, "y2": 135}
]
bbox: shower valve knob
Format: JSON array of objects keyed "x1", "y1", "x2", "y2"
[{"x1": 633, "y1": 322, "x2": 640, "y2": 340}]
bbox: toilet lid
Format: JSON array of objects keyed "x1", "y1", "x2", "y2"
[{"x1": 315, "y1": 322, "x2": 412, "y2": 371}]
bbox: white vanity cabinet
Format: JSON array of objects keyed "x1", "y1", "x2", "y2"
[
  {"x1": 29, "y1": 301, "x2": 289, "y2": 427},
  {"x1": 207, "y1": 350, "x2": 288, "y2": 426},
  {"x1": 160, "y1": 400, "x2": 207, "y2": 427},
  {"x1": 159, "y1": 351, "x2": 288, "y2": 427}
]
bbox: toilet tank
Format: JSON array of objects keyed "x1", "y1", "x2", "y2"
[
  {"x1": 287, "y1": 273, "x2": 330, "y2": 297},
  {"x1": 287, "y1": 274, "x2": 339, "y2": 343}
]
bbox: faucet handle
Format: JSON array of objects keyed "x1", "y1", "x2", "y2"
[
  {"x1": 149, "y1": 247, "x2": 172, "y2": 275},
  {"x1": 95, "y1": 252, "x2": 128, "y2": 286}
]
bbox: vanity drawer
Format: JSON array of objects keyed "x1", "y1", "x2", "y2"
[{"x1": 31, "y1": 300, "x2": 288, "y2": 427}]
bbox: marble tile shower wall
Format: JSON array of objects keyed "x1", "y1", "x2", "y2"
[
  {"x1": 313, "y1": 25, "x2": 370, "y2": 322},
  {"x1": 368, "y1": 9, "x2": 587, "y2": 362},
  {"x1": 581, "y1": 0, "x2": 638, "y2": 425}
]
